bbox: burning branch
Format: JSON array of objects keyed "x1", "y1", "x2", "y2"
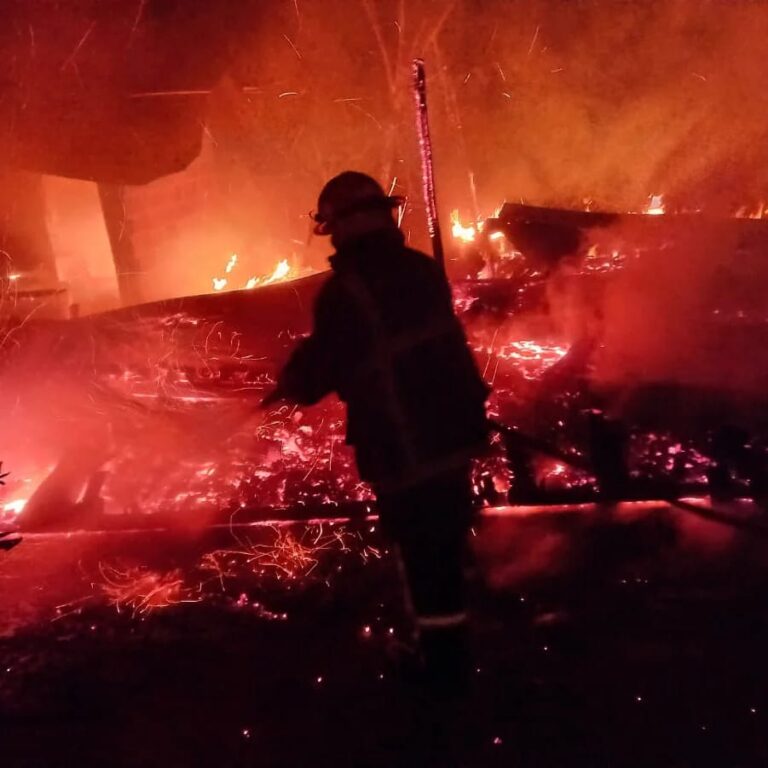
[{"x1": 412, "y1": 58, "x2": 445, "y2": 268}]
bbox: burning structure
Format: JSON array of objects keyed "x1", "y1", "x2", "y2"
[
  {"x1": 2, "y1": 9, "x2": 768, "y2": 768},
  {"x1": 3, "y1": 197, "x2": 767, "y2": 533},
  {"x1": 1, "y1": 1, "x2": 768, "y2": 535}
]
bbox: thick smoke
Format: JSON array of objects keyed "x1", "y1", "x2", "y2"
[
  {"x1": 587, "y1": 217, "x2": 768, "y2": 398},
  {"x1": 5, "y1": 1, "x2": 768, "y2": 293},
  {"x1": 219, "y1": 0, "x2": 768, "y2": 231}
]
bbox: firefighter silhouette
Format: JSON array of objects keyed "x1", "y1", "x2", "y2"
[{"x1": 264, "y1": 172, "x2": 490, "y2": 693}]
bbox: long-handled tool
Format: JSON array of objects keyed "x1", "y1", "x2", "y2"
[{"x1": 412, "y1": 58, "x2": 446, "y2": 271}]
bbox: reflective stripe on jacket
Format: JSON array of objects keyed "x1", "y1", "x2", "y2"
[{"x1": 277, "y1": 227, "x2": 490, "y2": 491}]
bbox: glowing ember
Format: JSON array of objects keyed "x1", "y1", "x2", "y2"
[
  {"x1": 201, "y1": 524, "x2": 377, "y2": 586},
  {"x1": 96, "y1": 563, "x2": 201, "y2": 617},
  {"x1": 476, "y1": 338, "x2": 570, "y2": 380},
  {"x1": 580, "y1": 244, "x2": 633, "y2": 275}
]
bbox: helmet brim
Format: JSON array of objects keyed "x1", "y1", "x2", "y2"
[{"x1": 313, "y1": 195, "x2": 405, "y2": 236}]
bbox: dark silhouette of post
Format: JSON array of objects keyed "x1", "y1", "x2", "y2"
[{"x1": 98, "y1": 183, "x2": 144, "y2": 306}]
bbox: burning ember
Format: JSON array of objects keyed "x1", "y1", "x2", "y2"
[
  {"x1": 201, "y1": 523, "x2": 381, "y2": 586},
  {"x1": 96, "y1": 563, "x2": 201, "y2": 618},
  {"x1": 41, "y1": 522, "x2": 384, "y2": 629},
  {"x1": 479, "y1": 339, "x2": 570, "y2": 381}
]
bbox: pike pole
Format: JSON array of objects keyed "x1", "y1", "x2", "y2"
[{"x1": 412, "y1": 58, "x2": 446, "y2": 271}]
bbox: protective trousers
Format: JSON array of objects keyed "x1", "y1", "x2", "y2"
[{"x1": 377, "y1": 466, "x2": 474, "y2": 689}]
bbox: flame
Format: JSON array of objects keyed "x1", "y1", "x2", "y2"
[
  {"x1": 212, "y1": 255, "x2": 296, "y2": 293},
  {"x1": 644, "y1": 194, "x2": 665, "y2": 215},
  {"x1": 451, "y1": 210, "x2": 478, "y2": 243},
  {"x1": 3, "y1": 498, "x2": 27, "y2": 516},
  {"x1": 265, "y1": 259, "x2": 290, "y2": 284},
  {"x1": 735, "y1": 201, "x2": 766, "y2": 219},
  {"x1": 244, "y1": 258, "x2": 292, "y2": 289}
]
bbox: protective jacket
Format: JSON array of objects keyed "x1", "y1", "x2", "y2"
[{"x1": 276, "y1": 227, "x2": 489, "y2": 492}]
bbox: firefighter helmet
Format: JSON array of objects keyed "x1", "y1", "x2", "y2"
[{"x1": 312, "y1": 171, "x2": 403, "y2": 236}]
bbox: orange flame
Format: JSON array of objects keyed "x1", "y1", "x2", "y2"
[
  {"x1": 213, "y1": 255, "x2": 296, "y2": 293},
  {"x1": 644, "y1": 194, "x2": 665, "y2": 215},
  {"x1": 450, "y1": 210, "x2": 478, "y2": 243}
]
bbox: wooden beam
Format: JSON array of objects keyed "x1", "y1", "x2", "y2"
[{"x1": 97, "y1": 183, "x2": 144, "y2": 306}]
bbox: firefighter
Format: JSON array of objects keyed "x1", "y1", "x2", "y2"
[{"x1": 263, "y1": 171, "x2": 490, "y2": 693}]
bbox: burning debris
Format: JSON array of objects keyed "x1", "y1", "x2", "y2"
[
  {"x1": 0, "y1": 36, "x2": 766, "y2": 532},
  {"x1": 2, "y1": 8, "x2": 768, "y2": 764},
  {"x1": 39, "y1": 521, "x2": 385, "y2": 630},
  {"x1": 2, "y1": 204, "x2": 767, "y2": 532}
]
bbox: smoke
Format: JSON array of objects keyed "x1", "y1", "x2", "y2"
[
  {"x1": 166, "y1": 0, "x2": 768, "y2": 318},
  {"x1": 440, "y1": 0, "x2": 768, "y2": 214},
  {"x1": 3, "y1": 1, "x2": 768, "y2": 408},
  {"x1": 6, "y1": 1, "x2": 768, "y2": 300},
  {"x1": 220, "y1": 0, "x2": 768, "y2": 228},
  {"x1": 0, "y1": 312, "x2": 267, "y2": 531},
  {"x1": 588, "y1": 216, "x2": 768, "y2": 399}
]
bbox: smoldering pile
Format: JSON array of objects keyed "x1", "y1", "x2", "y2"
[{"x1": 2, "y1": 202, "x2": 767, "y2": 534}]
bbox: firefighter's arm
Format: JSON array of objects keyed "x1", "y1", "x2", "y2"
[
  {"x1": 263, "y1": 279, "x2": 363, "y2": 407},
  {"x1": 272, "y1": 335, "x2": 333, "y2": 405}
]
